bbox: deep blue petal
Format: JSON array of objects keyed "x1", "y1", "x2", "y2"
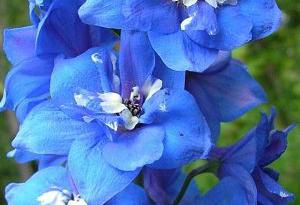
[
  {"x1": 187, "y1": 59, "x2": 266, "y2": 124},
  {"x1": 153, "y1": 56, "x2": 185, "y2": 90},
  {"x1": 144, "y1": 168, "x2": 201, "y2": 205},
  {"x1": 119, "y1": 31, "x2": 155, "y2": 97},
  {"x1": 36, "y1": 0, "x2": 90, "y2": 56},
  {"x1": 3, "y1": 26, "x2": 36, "y2": 65},
  {"x1": 254, "y1": 168, "x2": 295, "y2": 205},
  {"x1": 0, "y1": 55, "x2": 53, "y2": 111},
  {"x1": 219, "y1": 164, "x2": 257, "y2": 204},
  {"x1": 186, "y1": 6, "x2": 252, "y2": 50},
  {"x1": 12, "y1": 101, "x2": 102, "y2": 155},
  {"x1": 68, "y1": 136, "x2": 140, "y2": 205},
  {"x1": 184, "y1": 2, "x2": 217, "y2": 33},
  {"x1": 200, "y1": 177, "x2": 248, "y2": 205},
  {"x1": 148, "y1": 89, "x2": 212, "y2": 168},
  {"x1": 259, "y1": 125, "x2": 294, "y2": 166},
  {"x1": 79, "y1": 0, "x2": 180, "y2": 33},
  {"x1": 239, "y1": 0, "x2": 282, "y2": 40},
  {"x1": 222, "y1": 113, "x2": 269, "y2": 172},
  {"x1": 103, "y1": 125, "x2": 165, "y2": 171},
  {"x1": 107, "y1": 184, "x2": 151, "y2": 205},
  {"x1": 5, "y1": 166, "x2": 70, "y2": 205},
  {"x1": 148, "y1": 31, "x2": 218, "y2": 72}
]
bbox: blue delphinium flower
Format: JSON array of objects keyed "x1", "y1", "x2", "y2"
[
  {"x1": 1, "y1": 0, "x2": 116, "y2": 122},
  {"x1": 209, "y1": 109, "x2": 295, "y2": 204},
  {"x1": 186, "y1": 51, "x2": 267, "y2": 141},
  {"x1": 1, "y1": 0, "x2": 116, "y2": 169},
  {"x1": 78, "y1": 0, "x2": 282, "y2": 72},
  {"x1": 5, "y1": 166, "x2": 151, "y2": 205},
  {"x1": 12, "y1": 31, "x2": 212, "y2": 203}
]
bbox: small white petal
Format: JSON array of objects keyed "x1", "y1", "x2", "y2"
[
  {"x1": 183, "y1": 0, "x2": 198, "y2": 7},
  {"x1": 180, "y1": 16, "x2": 195, "y2": 30},
  {"x1": 98, "y1": 92, "x2": 123, "y2": 103},
  {"x1": 130, "y1": 86, "x2": 141, "y2": 101},
  {"x1": 37, "y1": 189, "x2": 70, "y2": 205},
  {"x1": 100, "y1": 101, "x2": 127, "y2": 114},
  {"x1": 105, "y1": 121, "x2": 119, "y2": 132},
  {"x1": 74, "y1": 93, "x2": 93, "y2": 107},
  {"x1": 145, "y1": 79, "x2": 163, "y2": 101},
  {"x1": 91, "y1": 53, "x2": 103, "y2": 64},
  {"x1": 120, "y1": 109, "x2": 139, "y2": 130},
  {"x1": 67, "y1": 196, "x2": 87, "y2": 205},
  {"x1": 205, "y1": 0, "x2": 218, "y2": 8},
  {"x1": 110, "y1": 53, "x2": 121, "y2": 92}
]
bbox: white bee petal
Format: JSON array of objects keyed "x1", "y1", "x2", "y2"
[
  {"x1": 205, "y1": 0, "x2": 218, "y2": 8},
  {"x1": 100, "y1": 101, "x2": 127, "y2": 114},
  {"x1": 98, "y1": 92, "x2": 123, "y2": 103},
  {"x1": 120, "y1": 109, "x2": 139, "y2": 130},
  {"x1": 181, "y1": 15, "x2": 195, "y2": 30},
  {"x1": 183, "y1": 0, "x2": 198, "y2": 7},
  {"x1": 145, "y1": 79, "x2": 163, "y2": 101},
  {"x1": 37, "y1": 189, "x2": 70, "y2": 205}
]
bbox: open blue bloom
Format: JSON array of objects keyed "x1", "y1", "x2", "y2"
[
  {"x1": 143, "y1": 167, "x2": 249, "y2": 205},
  {"x1": 209, "y1": 109, "x2": 295, "y2": 204},
  {"x1": 6, "y1": 166, "x2": 151, "y2": 205},
  {"x1": 186, "y1": 51, "x2": 267, "y2": 141},
  {"x1": 79, "y1": 0, "x2": 281, "y2": 72},
  {"x1": 0, "y1": 0, "x2": 116, "y2": 122},
  {"x1": 12, "y1": 31, "x2": 212, "y2": 202},
  {"x1": 1, "y1": 0, "x2": 116, "y2": 170}
]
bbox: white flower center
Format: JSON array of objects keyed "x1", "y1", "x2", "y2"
[
  {"x1": 37, "y1": 188, "x2": 87, "y2": 205},
  {"x1": 99, "y1": 78, "x2": 162, "y2": 130},
  {"x1": 172, "y1": 0, "x2": 198, "y2": 7}
]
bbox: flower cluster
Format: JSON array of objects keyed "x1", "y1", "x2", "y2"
[{"x1": 1, "y1": 0, "x2": 294, "y2": 204}]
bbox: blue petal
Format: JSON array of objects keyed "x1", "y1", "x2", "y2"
[
  {"x1": 222, "y1": 114, "x2": 269, "y2": 172},
  {"x1": 184, "y1": 2, "x2": 217, "y2": 33},
  {"x1": 259, "y1": 126, "x2": 293, "y2": 166},
  {"x1": 15, "y1": 93, "x2": 48, "y2": 123},
  {"x1": 68, "y1": 136, "x2": 140, "y2": 205},
  {"x1": 79, "y1": 0, "x2": 179, "y2": 33},
  {"x1": 119, "y1": 31, "x2": 155, "y2": 97},
  {"x1": 153, "y1": 56, "x2": 185, "y2": 90},
  {"x1": 50, "y1": 48, "x2": 109, "y2": 104},
  {"x1": 103, "y1": 125, "x2": 165, "y2": 171},
  {"x1": 107, "y1": 184, "x2": 151, "y2": 205},
  {"x1": 200, "y1": 177, "x2": 248, "y2": 205},
  {"x1": 239, "y1": 0, "x2": 282, "y2": 40},
  {"x1": 36, "y1": 0, "x2": 90, "y2": 56},
  {"x1": 144, "y1": 168, "x2": 201, "y2": 205},
  {"x1": 3, "y1": 26, "x2": 36, "y2": 65},
  {"x1": 254, "y1": 168, "x2": 295, "y2": 204},
  {"x1": 219, "y1": 164, "x2": 257, "y2": 204},
  {"x1": 186, "y1": 6, "x2": 252, "y2": 50},
  {"x1": 147, "y1": 89, "x2": 212, "y2": 168},
  {"x1": 12, "y1": 101, "x2": 102, "y2": 155},
  {"x1": 187, "y1": 59, "x2": 266, "y2": 123},
  {"x1": 148, "y1": 31, "x2": 218, "y2": 72},
  {"x1": 5, "y1": 166, "x2": 70, "y2": 205},
  {"x1": 0, "y1": 56, "x2": 53, "y2": 111},
  {"x1": 8, "y1": 148, "x2": 66, "y2": 169}
]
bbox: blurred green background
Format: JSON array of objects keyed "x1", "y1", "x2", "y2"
[{"x1": 0, "y1": 0, "x2": 299, "y2": 204}]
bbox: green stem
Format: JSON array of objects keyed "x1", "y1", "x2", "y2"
[{"x1": 172, "y1": 161, "x2": 218, "y2": 205}]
